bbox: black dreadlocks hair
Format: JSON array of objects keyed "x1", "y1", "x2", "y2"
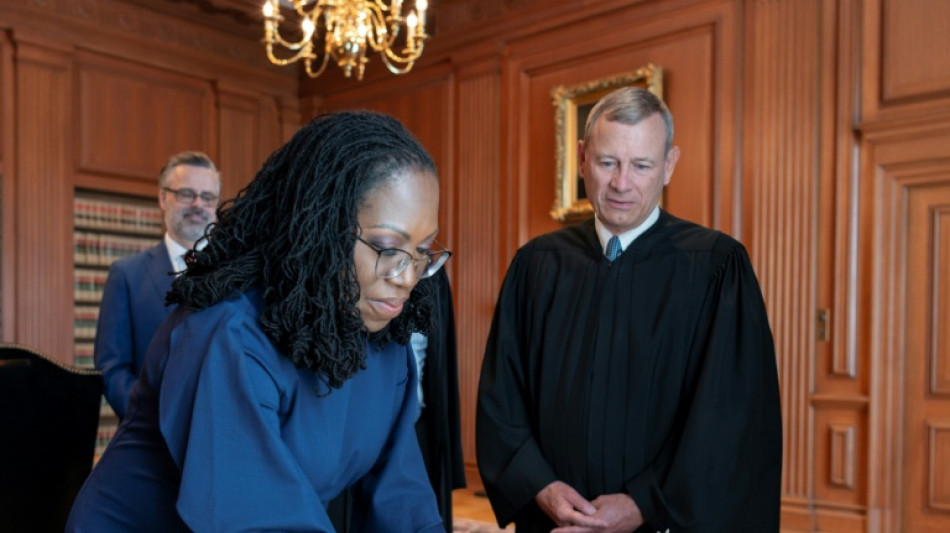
[{"x1": 167, "y1": 111, "x2": 437, "y2": 389}]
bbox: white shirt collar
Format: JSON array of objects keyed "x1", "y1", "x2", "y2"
[{"x1": 594, "y1": 206, "x2": 660, "y2": 256}]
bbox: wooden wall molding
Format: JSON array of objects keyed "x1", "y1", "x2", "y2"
[
  {"x1": 214, "y1": 83, "x2": 277, "y2": 201},
  {"x1": 2, "y1": 0, "x2": 295, "y2": 94},
  {"x1": 12, "y1": 37, "x2": 75, "y2": 358},
  {"x1": 928, "y1": 421, "x2": 950, "y2": 511},
  {"x1": 1, "y1": 31, "x2": 16, "y2": 341},
  {"x1": 74, "y1": 50, "x2": 216, "y2": 182},
  {"x1": 861, "y1": 0, "x2": 950, "y2": 124},
  {"x1": 453, "y1": 69, "x2": 501, "y2": 472},
  {"x1": 743, "y1": 0, "x2": 826, "y2": 515},
  {"x1": 863, "y1": 121, "x2": 950, "y2": 533},
  {"x1": 932, "y1": 205, "x2": 950, "y2": 396},
  {"x1": 830, "y1": 423, "x2": 857, "y2": 489}
]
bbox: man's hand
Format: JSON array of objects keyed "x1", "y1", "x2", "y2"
[
  {"x1": 549, "y1": 492, "x2": 645, "y2": 533},
  {"x1": 535, "y1": 481, "x2": 608, "y2": 529}
]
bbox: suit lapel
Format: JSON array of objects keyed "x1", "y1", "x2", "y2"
[{"x1": 144, "y1": 243, "x2": 175, "y2": 314}]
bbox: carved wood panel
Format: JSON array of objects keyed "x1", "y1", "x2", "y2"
[
  {"x1": 0, "y1": 31, "x2": 14, "y2": 341},
  {"x1": 863, "y1": 121, "x2": 950, "y2": 533},
  {"x1": 75, "y1": 52, "x2": 215, "y2": 182},
  {"x1": 12, "y1": 37, "x2": 75, "y2": 362},
  {"x1": 453, "y1": 69, "x2": 501, "y2": 474},
  {"x1": 862, "y1": 0, "x2": 950, "y2": 122},
  {"x1": 881, "y1": 0, "x2": 950, "y2": 105},
  {"x1": 900, "y1": 173, "x2": 950, "y2": 532},
  {"x1": 216, "y1": 86, "x2": 262, "y2": 201}
]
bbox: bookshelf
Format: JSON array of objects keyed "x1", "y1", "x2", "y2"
[{"x1": 73, "y1": 190, "x2": 163, "y2": 458}]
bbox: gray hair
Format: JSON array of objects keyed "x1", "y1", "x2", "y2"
[
  {"x1": 583, "y1": 86, "x2": 674, "y2": 153},
  {"x1": 158, "y1": 151, "x2": 219, "y2": 188}
]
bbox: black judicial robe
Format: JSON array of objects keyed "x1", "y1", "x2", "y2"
[
  {"x1": 416, "y1": 267, "x2": 468, "y2": 530},
  {"x1": 476, "y1": 211, "x2": 782, "y2": 533}
]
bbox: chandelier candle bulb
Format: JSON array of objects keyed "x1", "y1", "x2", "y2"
[
  {"x1": 407, "y1": 13, "x2": 416, "y2": 48},
  {"x1": 416, "y1": 0, "x2": 427, "y2": 25}
]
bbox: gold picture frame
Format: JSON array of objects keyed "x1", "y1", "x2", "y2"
[{"x1": 549, "y1": 63, "x2": 664, "y2": 223}]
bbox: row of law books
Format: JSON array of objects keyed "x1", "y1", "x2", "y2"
[
  {"x1": 74, "y1": 305, "x2": 100, "y2": 340},
  {"x1": 74, "y1": 231, "x2": 160, "y2": 267},
  {"x1": 74, "y1": 341, "x2": 94, "y2": 369},
  {"x1": 75, "y1": 268, "x2": 109, "y2": 303},
  {"x1": 74, "y1": 196, "x2": 163, "y2": 236},
  {"x1": 74, "y1": 191, "x2": 158, "y2": 456}
]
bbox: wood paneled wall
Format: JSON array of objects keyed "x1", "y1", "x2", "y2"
[
  {"x1": 0, "y1": 0, "x2": 298, "y2": 356},
  {"x1": 1, "y1": 0, "x2": 949, "y2": 531},
  {"x1": 303, "y1": 0, "x2": 950, "y2": 531}
]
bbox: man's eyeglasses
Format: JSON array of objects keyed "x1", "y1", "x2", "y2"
[
  {"x1": 162, "y1": 187, "x2": 220, "y2": 207},
  {"x1": 356, "y1": 237, "x2": 451, "y2": 280}
]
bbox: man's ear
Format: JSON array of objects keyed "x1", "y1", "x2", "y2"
[{"x1": 663, "y1": 146, "x2": 681, "y2": 185}]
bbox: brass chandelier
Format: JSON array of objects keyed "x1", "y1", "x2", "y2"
[{"x1": 262, "y1": 0, "x2": 429, "y2": 80}]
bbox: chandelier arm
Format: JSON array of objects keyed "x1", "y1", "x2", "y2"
[
  {"x1": 379, "y1": 54, "x2": 416, "y2": 75},
  {"x1": 265, "y1": 42, "x2": 314, "y2": 66},
  {"x1": 365, "y1": 19, "x2": 405, "y2": 53},
  {"x1": 294, "y1": 0, "x2": 323, "y2": 18},
  {"x1": 304, "y1": 48, "x2": 333, "y2": 78},
  {"x1": 271, "y1": 29, "x2": 318, "y2": 52},
  {"x1": 380, "y1": 41, "x2": 424, "y2": 65}
]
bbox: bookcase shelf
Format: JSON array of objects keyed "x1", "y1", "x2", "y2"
[{"x1": 73, "y1": 190, "x2": 163, "y2": 459}]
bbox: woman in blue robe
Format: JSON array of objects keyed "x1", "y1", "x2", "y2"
[{"x1": 67, "y1": 111, "x2": 451, "y2": 532}]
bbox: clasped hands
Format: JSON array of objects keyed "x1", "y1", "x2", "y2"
[{"x1": 535, "y1": 480, "x2": 644, "y2": 533}]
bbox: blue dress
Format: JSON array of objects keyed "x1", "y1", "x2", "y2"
[{"x1": 67, "y1": 290, "x2": 443, "y2": 532}]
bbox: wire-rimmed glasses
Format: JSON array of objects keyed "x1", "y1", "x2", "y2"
[
  {"x1": 356, "y1": 237, "x2": 451, "y2": 280},
  {"x1": 162, "y1": 187, "x2": 220, "y2": 207}
]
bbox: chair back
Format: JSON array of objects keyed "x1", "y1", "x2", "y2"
[{"x1": 0, "y1": 343, "x2": 103, "y2": 533}]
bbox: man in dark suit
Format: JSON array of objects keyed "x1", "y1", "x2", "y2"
[{"x1": 94, "y1": 151, "x2": 220, "y2": 419}]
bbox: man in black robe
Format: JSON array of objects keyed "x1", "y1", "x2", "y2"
[{"x1": 476, "y1": 87, "x2": 782, "y2": 532}]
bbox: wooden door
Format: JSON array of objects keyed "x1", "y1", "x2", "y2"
[{"x1": 901, "y1": 179, "x2": 950, "y2": 531}]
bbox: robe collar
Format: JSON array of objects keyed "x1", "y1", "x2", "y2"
[{"x1": 594, "y1": 205, "x2": 661, "y2": 256}]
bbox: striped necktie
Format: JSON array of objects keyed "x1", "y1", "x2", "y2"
[{"x1": 606, "y1": 235, "x2": 622, "y2": 262}]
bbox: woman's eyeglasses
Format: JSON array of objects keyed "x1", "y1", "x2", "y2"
[{"x1": 356, "y1": 237, "x2": 451, "y2": 280}]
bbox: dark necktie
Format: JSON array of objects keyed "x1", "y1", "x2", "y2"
[{"x1": 606, "y1": 235, "x2": 622, "y2": 262}]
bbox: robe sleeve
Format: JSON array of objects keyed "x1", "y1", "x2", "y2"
[
  {"x1": 159, "y1": 316, "x2": 336, "y2": 532},
  {"x1": 476, "y1": 252, "x2": 558, "y2": 527},
  {"x1": 625, "y1": 243, "x2": 783, "y2": 532},
  {"x1": 350, "y1": 343, "x2": 445, "y2": 533}
]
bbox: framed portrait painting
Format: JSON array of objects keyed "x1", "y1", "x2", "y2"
[{"x1": 549, "y1": 63, "x2": 664, "y2": 223}]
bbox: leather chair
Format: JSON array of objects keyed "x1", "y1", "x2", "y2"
[{"x1": 0, "y1": 343, "x2": 103, "y2": 533}]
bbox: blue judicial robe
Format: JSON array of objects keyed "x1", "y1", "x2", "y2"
[{"x1": 67, "y1": 290, "x2": 443, "y2": 533}]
